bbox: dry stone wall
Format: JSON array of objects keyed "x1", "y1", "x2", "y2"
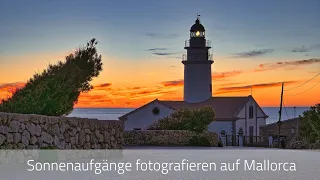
[
  {"x1": 0, "y1": 112, "x2": 124, "y2": 149},
  {"x1": 124, "y1": 130, "x2": 218, "y2": 147}
]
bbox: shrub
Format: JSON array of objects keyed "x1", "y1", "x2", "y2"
[
  {"x1": 0, "y1": 38, "x2": 103, "y2": 116},
  {"x1": 217, "y1": 141, "x2": 223, "y2": 147},
  {"x1": 300, "y1": 103, "x2": 320, "y2": 143},
  {"x1": 188, "y1": 135, "x2": 211, "y2": 147},
  {"x1": 148, "y1": 106, "x2": 215, "y2": 133}
]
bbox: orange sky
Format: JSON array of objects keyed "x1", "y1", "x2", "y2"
[
  {"x1": 0, "y1": 51, "x2": 319, "y2": 108},
  {"x1": 1, "y1": 0, "x2": 320, "y2": 109}
]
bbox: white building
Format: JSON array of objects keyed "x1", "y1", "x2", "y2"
[{"x1": 119, "y1": 16, "x2": 268, "y2": 137}]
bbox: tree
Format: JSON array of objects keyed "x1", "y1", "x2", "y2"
[
  {"x1": 300, "y1": 103, "x2": 320, "y2": 143},
  {"x1": 0, "y1": 38, "x2": 103, "y2": 116},
  {"x1": 148, "y1": 106, "x2": 215, "y2": 133}
]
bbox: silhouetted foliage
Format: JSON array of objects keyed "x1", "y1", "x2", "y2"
[
  {"x1": 0, "y1": 38, "x2": 102, "y2": 116},
  {"x1": 147, "y1": 106, "x2": 215, "y2": 133},
  {"x1": 188, "y1": 135, "x2": 211, "y2": 146},
  {"x1": 300, "y1": 103, "x2": 320, "y2": 143}
]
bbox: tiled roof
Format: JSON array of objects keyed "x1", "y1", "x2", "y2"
[
  {"x1": 119, "y1": 96, "x2": 267, "y2": 121},
  {"x1": 158, "y1": 96, "x2": 250, "y2": 119}
]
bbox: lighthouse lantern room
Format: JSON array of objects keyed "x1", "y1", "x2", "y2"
[{"x1": 182, "y1": 15, "x2": 214, "y2": 103}]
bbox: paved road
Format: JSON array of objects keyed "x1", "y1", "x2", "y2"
[{"x1": 0, "y1": 147, "x2": 319, "y2": 180}]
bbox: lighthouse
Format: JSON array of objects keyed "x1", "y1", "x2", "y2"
[{"x1": 182, "y1": 15, "x2": 214, "y2": 103}]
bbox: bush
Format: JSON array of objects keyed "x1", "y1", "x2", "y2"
[
  {"x1": 0, "y1": 38, "x2": 103, "y2": 116},
  {"x1": 218, "y1": 141, "x2": 223, "y2": 147},
  {"x1": 188, "y1": 135, "x2": 211, "y2": 147},
  {"x1": 148, "y1": 106, "x2": 215, "y2": 133},
  {"x1": 300, "y1": 103, "x2": 320, "y2": 143}
]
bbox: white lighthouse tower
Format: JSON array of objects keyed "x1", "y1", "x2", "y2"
[{"x1": 183, "y1": 15, "x2": 214, "y2": 103}]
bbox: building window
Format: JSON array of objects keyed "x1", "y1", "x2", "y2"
[
  {"x1": 152, "y1": 107, "x2": 160, "y2": 116},
  {"x1": 249, "y1": 106, "x2": 253, "y2": 119}
]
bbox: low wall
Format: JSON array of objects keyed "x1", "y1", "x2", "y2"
[
  {"x1": 0, "y1": 112, "x2": 124, "y2": 149},
  {"x1": 260, "y1": 118, "x2": 300, "y2": 137},
  {"x1": 124, "y1": 130, "x2": 218, "y2": 147}
]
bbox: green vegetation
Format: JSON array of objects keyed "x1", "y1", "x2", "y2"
[
  {"x1": 0, "y1": 39, "x2": 102, "y2": 116},
  {"x1": 300, "y1": 103, "x2": 320, "y2": 143},
  {"x1": 147, "y1": 106, "x2": 215, "y2": 133},
  {"x1": 188, "y1": 135, "x2": 211, "y2": 146}
]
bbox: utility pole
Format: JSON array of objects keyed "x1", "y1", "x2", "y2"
[{"x1": 277, "y1": 82, "x2": 284, "y2": 148}]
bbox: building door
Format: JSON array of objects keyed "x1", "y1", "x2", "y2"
[{"x1": 249, "y1": 126, "x2": 254, "y2": 144}]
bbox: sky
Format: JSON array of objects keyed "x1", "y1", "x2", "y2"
[{"x1": 0, "y1": 0, "x2": 320, "y2": 108}]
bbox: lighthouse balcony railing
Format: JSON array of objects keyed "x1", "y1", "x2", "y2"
[
  {"x1": 182, "y1": 53, "x2": 213, "y2": 61},
  {"x1": 185, "y1": 40, "x2": 211, "y2": 48}
]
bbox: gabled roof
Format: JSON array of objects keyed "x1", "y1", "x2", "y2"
[
  {"x1": 159, "y1": 96, "x2": 249, "y2": 119},
  {"x1": 119, "y1": 96, "x2": 268, "y2": 121}
]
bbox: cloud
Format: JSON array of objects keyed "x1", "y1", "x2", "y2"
[
  {"x1": 254, "y1": 58, "x2": 320, "y2": 72},
  {"x1": 212, "y1": 70, "x2": 242, "y2": 80},
  {"x1": 216, "y1": 81, "x2": 298, "y2": 94},
  {"x1": 92, "y1": 83, "x2": 112, "y2": 90},
  {"x1": 292, "y1": 46, "x2": 309, "y2": 53},
  {"x1": 215, "y1": 89, "x2": 249, "y2": 95},
  {"x1": 0, "y1": 82, "x2": 26, "y2": 101},
  {"x1": 0, "y1": 82, "x2": 25, "y2": 90},
  {"x1": 77, "y1": 84, "x2": 182, "y2": 106},
  {"x1": 146, "y1": 48, "x2": 168, "y2": 51},
  {"x1": 160, "y1": 70, "x2": 243, "y2": 87},
  {"x1": 95, "y1": 83, "x2": 112, "y2": 88},
  {"x1": 152, "y1": 52, "x2": 180, "y2": 56},
  {"x1": 146, "y1": 47, "x2": 182, "y2": 56},
  {"x1": 219, "y1": 82, "x2": 245, "y2": 86},
  {"x1": 144, "y1": 33, "x2": 179, "y2": 39},
  {"x1": 161, "y1": 80, "x2": 184, "y2": 87},
  {"x1": 132, "y1": 87, "x2": 143, "y2": 90},
  {"x1": 291, "y1": 44, "x2": 320, "y2": 53},
  {"x1": 234, "y1": 49, "x2": 274, "y2": 58}
]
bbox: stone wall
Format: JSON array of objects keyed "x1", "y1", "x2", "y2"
[
  {"x1": 260, "y1": 118, "x2": 300, "y2": 138},
  {"x1": 0, "y1": 112, "x2": 124, "y2": 149},
  {"x1": 124, "y1": 130, "x2": 218, "y2": 147}
]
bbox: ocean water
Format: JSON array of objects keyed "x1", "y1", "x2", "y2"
[{"x1": 67, "y1": 107, "x2": 310, "y2": 124}]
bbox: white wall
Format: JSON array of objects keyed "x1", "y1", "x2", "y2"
[
  {"x1": 235, "y1": 97, "x2": 267, "y2": 136},
  {"x1": 235, "y1": 119, "x2": 245, "y2": 134},
  {"x1": 208, "y1": 121, "x2": 233, "y2": 134},
  {"x1": 257, "y1": 117, "x2": 266, "y2": 136},
  {"x1": 124, "y1": 101, "x2": 173, "y2": 131}
]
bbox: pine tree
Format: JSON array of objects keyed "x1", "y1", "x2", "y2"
[{"x1": 0, "y1": 38, "x2": 103, "y2": 116}]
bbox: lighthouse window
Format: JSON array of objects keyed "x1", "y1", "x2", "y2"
[
  {"x1": 249, "y1": 106, "x2": 254, "y2": 119},
  {"x1": 152, "y1": 107, "x2": 160, "y2": 116}
]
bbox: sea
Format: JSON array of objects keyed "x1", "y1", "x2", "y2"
[{"x1": 67, "y1": 107, "x2": 310, "y2": 125}]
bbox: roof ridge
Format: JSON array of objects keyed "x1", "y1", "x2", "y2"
[
  {"x1": 160, "y1": 100, "x2": 195, "y2": 102},
  {"x1": 212, "y1": 96, "x2": 249, "y2": 98}
]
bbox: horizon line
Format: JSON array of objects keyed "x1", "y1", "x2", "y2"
[{"x1": 73, "y1": 106, "x2": 311, "y2": 109}]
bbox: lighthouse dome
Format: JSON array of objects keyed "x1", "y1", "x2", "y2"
[{"x1": 190, "y1": 18, "x2": 205, "y2": 32}]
